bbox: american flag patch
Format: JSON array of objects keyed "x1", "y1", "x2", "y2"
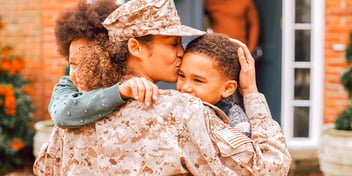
[{"x1": 217, "y1": 128, "x2": 252, "y2": 149}]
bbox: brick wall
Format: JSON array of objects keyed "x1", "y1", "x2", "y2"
[
  {"x1": 324, "y1": 0, "x2": 352, "y2": 123},
  {"x1": 0, "y1": 0, "x2": 79, "y2": 120}
]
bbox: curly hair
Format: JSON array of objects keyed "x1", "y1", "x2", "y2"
[
  {"x1": 185, "y1": 33, "x2": 240, "y2": 81},
  {"x1": 55, "y1": 0, "x2": 119, "y2": 58},
  {"x1": 75, "y1": 41, "x2": 121, "y2": 90},
  {"x1": 54, "y1": 0, "x2": 131, "y2": 89},
  {"x1": 75, "y1": 35, "x2": 154, "y2": 90},
  {"x1": 55, "y1": 0, "x2": 157, "y2": 89}
]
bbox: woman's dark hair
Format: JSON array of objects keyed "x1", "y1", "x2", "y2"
[
  {"x1": 185, "y1": 33, "x2": 240, "y2": 81},
  {"x1": 108, "y1": 35, "x2": 154, "y2": 75}
]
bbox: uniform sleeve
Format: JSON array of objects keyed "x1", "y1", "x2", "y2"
[
  {"x1": 183, "y1": 92, "x2": 292, "y2": 175},
  {"x1": 234, "y1": 92, "x2": 292, "y2": 175},
  {"x1": 48, "y1": 76, "x2": 126, "y2": 128}
]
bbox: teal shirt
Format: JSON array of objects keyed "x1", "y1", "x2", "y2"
[{"x1": 48, "y1": 76, "x2": 125, "y2": 128}]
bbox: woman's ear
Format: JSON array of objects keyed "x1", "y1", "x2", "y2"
[
  {"x1": 127, "y1": 38, "x2": 142, "y2": 58},
  {"x1": 221, "y1": 80, "x2": 238, "y2": 99}
]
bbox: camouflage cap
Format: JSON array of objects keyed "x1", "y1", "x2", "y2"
[{"x1": 102, "y1": 0, "x2": 206, "y2": 42}]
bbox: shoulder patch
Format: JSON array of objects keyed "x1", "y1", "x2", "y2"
[{"x1": 217, "y1": 127, "x2": 252, "y2": 149}]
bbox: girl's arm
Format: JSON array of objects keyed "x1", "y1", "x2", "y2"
[{"x1": 49, "y1": 76, "x2": 159, "y2": 128}]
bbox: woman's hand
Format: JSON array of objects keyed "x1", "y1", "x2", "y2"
[
  {"x1": 230, "y1": 38, "x2": 258, "y2": 96},
  {"x1": 119, "y1": 77, "x2": 159, "y2": 106}
]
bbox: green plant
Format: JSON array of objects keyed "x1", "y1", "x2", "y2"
[
  {"x1": 0, "y1": 16, "x2": 35, "y2": 174},
  {"x1": 346, "y1": 33, "x2": 352, "y2": 64},
  {"x1": 335, "y1": 32, "x2": 352, "y2": 130}
]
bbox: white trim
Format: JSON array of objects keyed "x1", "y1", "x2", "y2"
[
  {"x1": 294, "y1": 23, "x2": 312, "y2": 30},
  {"x1": 281, "y1": 0, "x2": 295, "y2": 142},
  {"x1": 282, "y1": 0, "x2": 325, "y2": 149},
  {"x1": 293, "y1": 100, "x2": 311, "y2": 107},
  {"x1": 293, "y1": 62, "x2": 311, "y2": 68},
  {"x1": 309, "y1": 0, "x2": 325, "y2": 148}
]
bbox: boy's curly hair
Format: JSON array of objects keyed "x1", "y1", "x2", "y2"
[
  {"x1": 185, "y1": 33, "x2": 240, "y2": 81},
  {"x1": 55, "y1": 0, "x2": 119, "y2": 58}
]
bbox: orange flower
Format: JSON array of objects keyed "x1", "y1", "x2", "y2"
[
  {"x1": 0, "y1": 88, "x2": 4, "y2": 94},
  {"x1": 1, "y1": 59, "x2": 11, "y2": 71},
  {"x1": 22, "y1": 85, "x2": 34, "y2": 96},
  {"x1": 5, "y1": 85, "x2": 14, "y2": 94},
  {"x1": 5, "y1": 96, "x2": 15, "y2": 107},
  {"x1": 0, "y1": 85, "x2": 12, "y2": 94},
  {"x1": 0, "y1": 85, "x2": 16, "y2": 115},
  {"x1": 0, "y1": 21, "x2": 6, "y2": 30},
  {"x1": 11, "y1": 58, "x2": 25, "y2": 73},
  {"x1": 9, "y1": 138, "x2": 26, "y2": 151},
  {"x1": 5, "y1": 108, "x2": 16, "y2": 115},
  {"x1": 3, "y1": 85, "x2": 14, "y2": 93}
]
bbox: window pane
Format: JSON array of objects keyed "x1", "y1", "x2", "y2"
[
  {"x1": 295, "y1": 0, "x2": 311, "y2": 23},
  {"x1": 294, "y1": 69, "x2": 310, "y2": 99},
  {"x1": 295, "y1": 30, "x2": 311, "y2": 61},
  {"x1": 293, "y1": 107, "x2": 310, "y2": 137}
]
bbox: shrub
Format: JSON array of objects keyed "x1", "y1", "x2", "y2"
[
  {"x1": 335, "y1": 32, "x2": 352, "y2": 131},
  {"x1": 0, "y1": 16, "x2": 35, "y2": 174}
]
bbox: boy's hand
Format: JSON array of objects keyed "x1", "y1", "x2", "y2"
[
  {"x1": 229, "y1": 38, "x2": 258, "y2": 96},
  {"x1": 119, "y1": 77, "x2": 159, "y2": 106}
]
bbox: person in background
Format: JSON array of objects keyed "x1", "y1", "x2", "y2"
[{"x1": 204, "y1": 0, "x2": 260, "y2": 53}]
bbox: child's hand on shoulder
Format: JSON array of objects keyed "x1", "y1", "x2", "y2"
[
  {"x1": 119, "y1": 77, "x2": 159, "y2": 106},
  {"x1": 229, "y1": 38, "x2": 258, "y2": 95}
]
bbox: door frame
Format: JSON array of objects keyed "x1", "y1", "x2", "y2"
[{"x1": 281, "y1": 0, "x2": 325, "y2": 149}]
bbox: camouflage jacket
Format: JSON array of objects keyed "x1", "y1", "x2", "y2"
[{"x1": 33, "y1": 90, "x2": 291, "y2": 176}]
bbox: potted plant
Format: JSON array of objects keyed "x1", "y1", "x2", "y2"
[{"x1": 318, "y1": 32, "x2": 352, "y2": 176}]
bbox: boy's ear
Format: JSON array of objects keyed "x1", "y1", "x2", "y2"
[
  {"x1": 221, "y1": 80, "x2": 238, "y2": 99},
  {"x1": 127, "y1": 38, "x2": 142, "y2": 58}
]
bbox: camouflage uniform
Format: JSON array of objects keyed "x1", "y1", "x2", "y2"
[{"x1": 34, "y1": 90, "x2": 291, "y2": 176}]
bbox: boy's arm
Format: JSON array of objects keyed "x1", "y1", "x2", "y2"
[
  {"x1": 242, "y1": 92, "x2": 292, "y2": 175},
  {"x1": 48, "y1": 76, "x2": 125, "y2": 128},
  {"x1": 185, "y1": 92, "x2": 291, "y2": 175}
]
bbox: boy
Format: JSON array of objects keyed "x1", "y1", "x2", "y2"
[{"x1": 177, "y1": 33, "x2": 251, "y2": 137}]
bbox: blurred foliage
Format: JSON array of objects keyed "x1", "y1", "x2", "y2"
[
  {"x1": 0, "y1": 16, "x2": 35, "y2": 174},
  {"x1": 64, "y1": 65, "x2": 69, "y2": 75},
  {"x1": 335, "y1": 32, "x2": 352, "y2": 131},
  {"x1": 335, "y1": 106, "x2": 352, "y2": 130},
  {"x1": 346, "y1": 33, "x2": 352, "y2": 64}
]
